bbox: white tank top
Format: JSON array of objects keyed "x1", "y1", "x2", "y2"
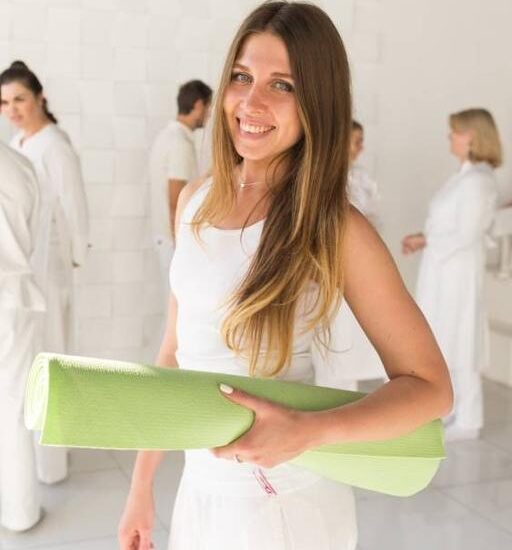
[{"x1": 169, "y1": 180, "x2": 316, "y2": 383}]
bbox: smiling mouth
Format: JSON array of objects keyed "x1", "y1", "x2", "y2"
[{"x1": 237, "y1": 118, "x2": 276, "y2": 135}]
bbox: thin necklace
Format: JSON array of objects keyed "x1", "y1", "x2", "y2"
[{"x1": 238, "y1": 177, "x2": 265, "y2": 188}]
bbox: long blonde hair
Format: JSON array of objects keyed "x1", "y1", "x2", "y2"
[
  {"x1": 450, "y1": 108, "x2": 503, "y2": 168},
  {"x1": 193, "y1": 1, "x2": 352, "y2": 376}
]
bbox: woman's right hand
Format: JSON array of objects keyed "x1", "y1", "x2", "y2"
[
  {"x1": 118, "y1": 486, "x2": 155, "y2": 550},
  {"x1": 401, "y1": 233, "x2": 427, "y2": 255}
]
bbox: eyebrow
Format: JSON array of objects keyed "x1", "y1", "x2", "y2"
[{"x1": 233, "y1": 62, "x2": 293, "y2": 79}]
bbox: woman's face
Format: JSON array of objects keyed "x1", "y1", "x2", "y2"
[
  {"x1": 449, "y1": 127, "x2": 472, "y2": 161},
  {"x1": 0, "y1": 81, "x2": 44, "y2": 130},
  {"x1": 223, "y1": 32, "x2": 303, "y2": 164},
  {"x1": 349, "y1": 128, "x2": 364, "y2": 163}
]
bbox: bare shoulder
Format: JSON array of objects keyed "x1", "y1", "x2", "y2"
[
  {"x1": 344, "y1": 205, "x2": 393, "y2": 271},
  {"x1": 343, "y1": 204, "x2": 411, "y2": 341}
]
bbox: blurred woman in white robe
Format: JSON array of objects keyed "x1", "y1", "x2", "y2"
[
  {"x1": 313, "y1": 120, "x2": 386, "y2": 390},
  {"x1": 0, "y1": 61, "x2": 89, "y2": 483},
  {"x1": 0, "y1": 142, "x2": 45, "y2": 531},
  {"x1": 402, "y1": 108, "x2": 502, "y2": 440}
]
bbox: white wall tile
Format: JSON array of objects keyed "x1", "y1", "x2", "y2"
[
  {"x1": 118, "y1": 0, "x2": 148, "y2": 14},
  {"x1": 113, "y1": 117, "x2": 147, "y2": 149},
  {"x1": 115, "y1": 150, "x2": 148, "y2": 186},
  {"x1": 114, "y1": 82, "x2": 146, "y2": 115},
  {"x1": 114, "y1": 48, "x2": 146, "y2": 81},
  {"x1": 143, "y1": 283, "x2": 165, "y2": 315},
  {"x1": 88, "y1": 219, "x2": 114, "y2": 251},
  {"x1": 76, "y1": 318, "x2": 112, "y2": 352},
  {"x1": 74, "y1": 250, "x2": 113, "y2": 285},
  {"x1": 147, "y1": 0, "x2": 181, "y2": 16},
  {"x1": 82, "y1": 150, "x2": 115, "y2": 183},
  {"x1": 143, "y1": 313, "x2": 164, "y2": 350},
  {"x1": 112, "y1": 218, "x2": 150, "y2": 250},
  {"x1": 174, "y1": 17, "x2": 213, "y2": 53},
  {"x1": 0, "y1": 5, "x2": 11, "y2": 41},
  {"x1": 85, "y1": 184, "x2": 114, "y2": 219},
  {"x1": 146, "y1": 50, "x2": 176, "y2": 83},
  {"x1": 0, "y1": 42, "x2": 11, "y2": 70},
  {"x1": 47, "y1": 7, "x2": 81, "y2": 43},
  {"x1": 46, "y1": 42, "x2": 80, "y2": 77},
  {"x1": 112, "y1": 251, "x2": 145, "y2": 283},
  {"x1": 11, "y1": 4, "x2": 46, "y2": 42},
  {"x1": 143, "y1": 249, "x2": 161, "y2": 284},
  {"x1": 8, "y1": 42, "x2": 46, "y2": 70},
  {"x1": 356, "y1": 92, "x2": 379, "y2": 124},
  {"x1": 81, "y1": 116, "x2": 114, "y2": 149},
  {"x1": 112, "y1": 283, "x2": 145, "y2": 316},
  {"x1": 76, "y1": 286, "x2": 112, "y2": 318},
  {"x1": 145, "y1": 84, "x2": 174, "y2": 117},
  {"x1": 353, "y1": 1, "x2": 381, "y2": 33},
  {"x1": 79, "y1": 81, "x2": 114, "y2": 115},
  {"x1": 147, "y1": 16, "x2": 179, "y2": 50},
  {"x1": 113, "y1": 13, "x2": 148, "y2": 49},
  {"x1": 352, "y1": 31, "x2": 381, "y2": 63},
  {"x1": 178, "y1": 0, "x2": 211, "y2": 18},
  {"x1": 176, "y1": 52, "x2": 211, "y2": 84},
  {"x1": 81, "y1": 46, "x2": 114, "y2": 80},
  {"x1": 81, "y1": 10, "x2": 114, "y2": 45},
  {"x1": 111, "y1": 185, "x2": 147, "y2": 217},
  {"x1": 44, "y1": 78, "x2": 80, "y2": 114},
  {"x1": 82, "y1": 0, "x2": 117, "y2": 10}
]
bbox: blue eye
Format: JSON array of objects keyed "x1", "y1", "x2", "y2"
[
  {"x1": 231, "y1": 72, "x2": 251, "y2": 84},
  {"x1": 273, "y1": 80, "x2": 294, "y2": 93}
]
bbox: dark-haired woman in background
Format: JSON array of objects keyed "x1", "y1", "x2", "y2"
[{"x1": 0, "y1": 61, "x2": 89, "y2": 484}]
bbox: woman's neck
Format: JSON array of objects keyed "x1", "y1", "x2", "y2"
[
  {"x1": 238, "y1": 158, "x2": 288, "y2": 187},
  {"x1": 22, "y1": 116, "x2": 50, "y2": 140}
]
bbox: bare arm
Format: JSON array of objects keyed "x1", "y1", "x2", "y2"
[
  {"x1": 310, "y1": 208, "x2": 453, "y2": 443},
  {"x1": 213, "y1": 208, "x2": 453, "y2": 467},
  {"x1": 168, "y1": 178, "x2": 186, "y2": 240},
  {"x1": 119, "y1": 179, "x2": 206, "y2": 548},
  {"x1": 129, "y1": 177, "x2": 207, "y2": 490}
]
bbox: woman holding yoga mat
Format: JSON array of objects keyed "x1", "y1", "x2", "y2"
[
  {"x1": 0, "y1": 61, "x2": 89, "y2": 484},
  {"x1": 119, "y1": 3, "x2": 452, "y2": 549}
]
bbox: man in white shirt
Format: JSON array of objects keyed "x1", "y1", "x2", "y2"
[{"x1": 149, "y1": 80, "x2": 212, "y2": 281}]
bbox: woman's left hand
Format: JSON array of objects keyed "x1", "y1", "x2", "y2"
[{"x1": 211, "y1": 384, "x2": 318, "y2": 468}]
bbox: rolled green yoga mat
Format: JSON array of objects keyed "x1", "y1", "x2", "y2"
[{"x1": 25, "y1": 353, "x2": 445, "y2": 497}]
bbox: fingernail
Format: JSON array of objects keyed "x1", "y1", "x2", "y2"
[{"x1": 219, "y1": 383, "x2": 234, "y2": 394}]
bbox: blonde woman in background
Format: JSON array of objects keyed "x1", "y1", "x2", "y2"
[
  {"x1": 403, "y1": 108, "x2": 502, "y2": 441},
  {"x1": 119, "y1": 3, "x2": 452, "y2": 549},
  {"x1": 0, "y1": 61, "x2": 89, "y2": 484}
]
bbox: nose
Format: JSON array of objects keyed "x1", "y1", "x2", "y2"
[{"x1": 242, "y1": 83, "x2": 267, "y2": 115}]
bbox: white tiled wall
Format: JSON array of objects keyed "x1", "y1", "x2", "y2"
[{"x1": 0, "y1": 0, "x2": 366, "y2": 363}]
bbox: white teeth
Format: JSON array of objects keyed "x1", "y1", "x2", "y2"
[{"x1": 239, "y1": 120, "x2": 274, "y2": 134}]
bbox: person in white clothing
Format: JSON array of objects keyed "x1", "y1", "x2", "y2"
[
  {"x1": 118, "y1": 3, "x2": 452, "y2": 549},
  {"x1": 347, "y1": 120, "x2": 381, "y2": 229},
  {"x1": 402, "y1": 108, "x2": 502, "y2": 441},
  {"x1": 0, "y1": 142, "x2": 45, "y2": 531},
  {"x1": 313, "y1": 120, "x2": 385, "y2": 390},
  {"x1": 149, "y1": 79, "x2": 212, "y2": 283},
  {"x1": 0, "y1": 61, "x2": 89, "y2": 483}
]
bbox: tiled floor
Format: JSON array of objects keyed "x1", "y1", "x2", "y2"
[{"x1": 1, "y1": 379, "x2": 511, "y2": 550}]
